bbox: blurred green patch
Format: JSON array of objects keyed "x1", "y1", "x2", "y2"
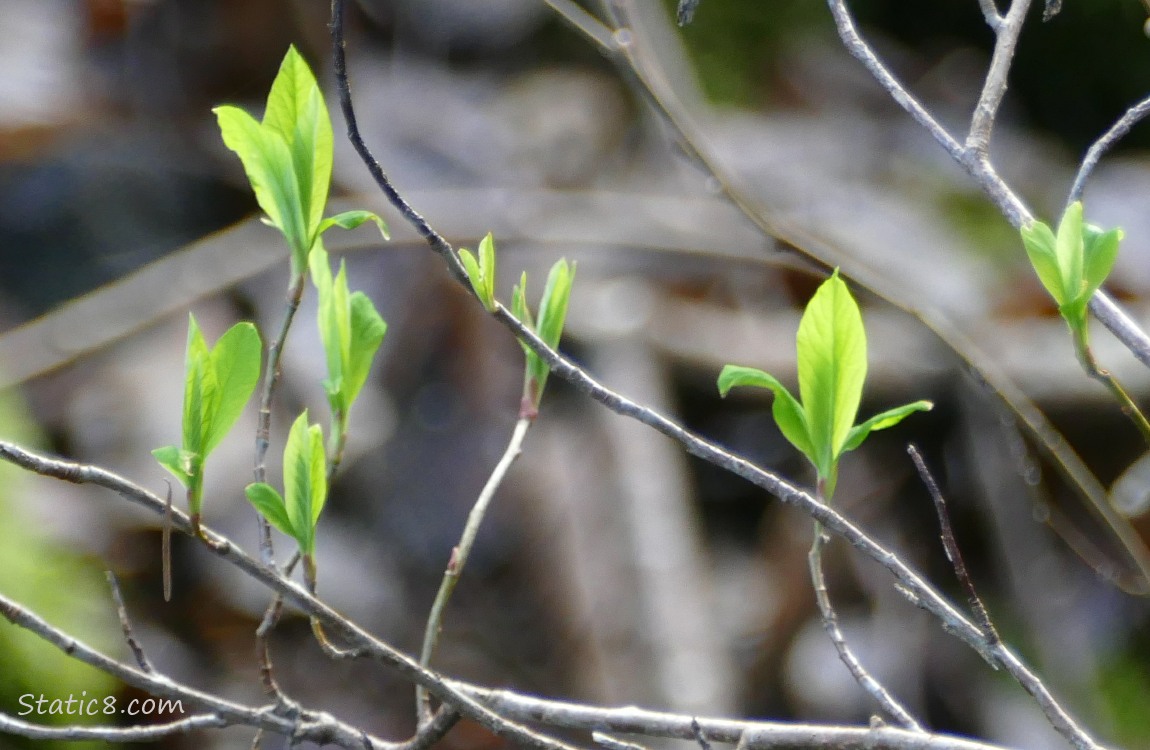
[
  {"x1": 0, "y1": 390, "x2": 120, "y2": 750},
  {"x1": 1098, "y1": 651, "x2": 1150, "y2": 748},
  {"x1": 936, "y1": 189, "x2": 1020, "y2": 265},
  {"x1": 665, "y1": 0, "x2": 824, "y2": 106}
]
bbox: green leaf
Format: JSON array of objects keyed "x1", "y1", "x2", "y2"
[
  {"x1": 182, "y1": 315, "x2": 215, "y2": 457},
  {"x1": 1082, "y1": 225, "x2": 1122, "y2": 298},
  {"x1": 319, "y1": 210, "x2": 389, "y2": 240},
  {"x1": 479, "y1": 232, "x2": 496, "y2": 309},
  {"x1": 537, "y1": 260, "x2": 575, "y2": 351},
  {"x1": 459, "y1": 248, "x2": 490, "y2": 310},
  {"x1": 152, "y1": 445, "x2": 191, "y2": 486},
  {"x1": 717, "y1": 365, "x2": 813, "y2": 462},
  {"x1": 203, "y1": 322, "x2": 262, "y2": 456},
  {"x1": 1055, "y1": 201, "x2": 1085, "y2": 303},
  {"x1": 345, "y1": 292, "x2": 387, "y2": 407},
  {"x1": 512, "y1": 272, "x2": 535, "y2": 347},
  {"x1": 1021, "y1": 220, "x2": 1065, "y2": 305},
  {"x1": 262, "y1": 45, "x2": 332, "y2": 247},
  {"x1": 527, "y1": 259, "x2": 575, "y2": 401},
  {"x1": 796, "y1": 270, "x2": 866, "y2": 477},
  {"x1": 282, "y1": 411, "x2": 327, "y2": 555},
  {"x1": 214, "y1": 105, "x2": 308, "y2": 266},
  {"x1": 244, "y1": 483, "x2": 296, "y2": 539},
  {"x1": 842, "y1": 400, "x2": 933, "y2": 454}
]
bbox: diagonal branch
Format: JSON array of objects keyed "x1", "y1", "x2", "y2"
[
  {"x1": 967, "y1": 0, "x2": 1033, "y2": 155},
  {"x1": 1067, "y1": 92, "x2": 1150, "y2": 205},
  {"x1": 0, "y1": 440, "x2": 582, "y2": 750}
]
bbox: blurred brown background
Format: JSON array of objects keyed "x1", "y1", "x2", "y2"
[{"x1": 3, "y1": 1, "x2": 1150, "y2": 749}]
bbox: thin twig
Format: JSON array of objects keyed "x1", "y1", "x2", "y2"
[
  {"x1": 595, "y1": 733, "x2": 649, "y2": 750},
  {"x1": 417, "y1": 417, "x2": 531, "y2": 726},
  {"x1": 106, "y1": 571, "x2": 154, "y2": 673},
  {"x1": 906, "y1": 445, "x2": 999, "y2": 645},
  {"x1": 809, "y1": 520, "x2": 924, "y2": 731},
  {"x1": 0, "y1": 442, "x2": 580, "y2": 750},
  {"x1": 400, "y1": 708, "x2": 462, "y2": 750},
  {"x1": 1067, "y1": 93, "x2": 1150, "y2": 205},
  {"x1": 254, "y1": 273, "x2": 307, "y2": 567},
  {"x1": 458, "y1": 685, "x2": 1030, "y2": 750},
  {"x1": 967, "y1": 0, "x2": 1033, "y2": 156},
  {"x1": 977, "y1": 0, "x2": 1004, "y2": 30},
  {"x1": 162, "y1": 478, "x2": 172, "y2": 601},
  {"x1": 0, "y1": 713, "x2": 230, "y2": 742},
  {"x1": 0, "y1": 592, "x2": 391, "y2": 749}
]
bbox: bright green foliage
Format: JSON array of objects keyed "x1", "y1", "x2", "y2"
[
  {"x1": 214, "y1": 46, "x2": 387, "y2": 278},
  {"x1": 512, "y1": 258, "x2": 575, "y2": 412},
  {"x1": 153, "y1": 315, "x2": 262, "y2": 516},
  {"x1": 245, "y1": 411, "x2": 328, "y2": 555},
  {"x1": 310, "y1": 246, "x2": 388, "y2": 437},
  {"x1": 1021, "y1": 201, "x2": 1122, "y2": 339},
  {"x1": 718, "y1": 270, "x2": 931, "y2": 497},
  {"x1": 459, "y1": 232, "x2": 498, "y2": 311}
]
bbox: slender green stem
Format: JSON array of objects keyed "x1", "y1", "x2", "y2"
[
  {"x1": 417, "y1": 417, "x2": 532, "y2": 727},
  {"x1": 808, "y1": 480, "x2": 923, "y2": 731},
  {"x1": 1072, "y1": 325, "x2": 1150, "y2": 446},
  {"x1": 327, "y1": 412, "x2": 348, "y2": 485},
  {"x1": 254, "y1": 273, "x2": 307, "y2": 566}
]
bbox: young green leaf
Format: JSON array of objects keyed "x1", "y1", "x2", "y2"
[
  {"x1": 155, "y1": 314, "x2": 262, "y2": 521},
  {"x1": 1082, "y1": 224, "x2": 1122, "y2": 298},
  {"x1": 345, "y1": 292, "x2": 388, "y2": 407},
  {"x1": 282, "y1": 411, "x2": 327, "y2": 554},
  {"x1": 262, "y1": 45, "x2": 332, "y2": 240},
  {"x1": 458, "y1": 249, "x2": 489, "y2": 310},
  {"x1": 479, "y1": 232, "x2": 496, "y2": 307},
  {"x1": 214, "y1": 105, "x2": 308, "y2": 266},
  {"x1": 718, "y1": 269, "x2": 932, "y2": 499},
  {"x1": 244, "y1": 483, "x2": 295, "y2": 539},
  {"x1": 203, "y1": 322, "x2": 262, "y2": 456},
  {"x1": 459, "y1": 233, "x2": 499, "y2": 311},
  {"x1": 151, "y1": 445, "x2": 191, "y2": 486},
  {"x1": 842, "y1": 400, "x2": 933, "y2": 453},
  {"x1": 1055, "y1": 201, "x2": 1085, "y2": 300},
  {"x1": 318, "y1": 210, "x2": 389, "y2": 240},
  {"x1": 1020, "y1": 220, "x2": 1064, "y2": 305},
  {"x1": 310, "y1": 246, "x2": 388, "y2": 422},
  {"x1": 796, "y1": 270, "x2": 866, "y2": 478},
  {"x1": 718, "y1": 365, "x2": 812, "y2": 459}
]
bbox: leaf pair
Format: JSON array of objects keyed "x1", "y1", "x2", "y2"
[
  {"x1": 513, "y1": 259, "x2": 576, "y2": 413},
  {"x1": 214, "y1": 46, "x2": 387, "y2": 277},
  {"x1": 245, "y1": 411, "x2": 328, "y2": 556},
  {"x1": 459, "y1": 233, "x2": 498, "y2": 312},
  {"x1": 153, "y1": 316, "x2": 263, "y2": 518},
  {"x1": 718, "y1": 270, "x2": 931, "y2": 498},
  {"x1": 1021, "y1": 201, "x2": 1122, "y2": 336},
  {"x1": 310, "y1": 246, "x2": 388, "y2": 435}
]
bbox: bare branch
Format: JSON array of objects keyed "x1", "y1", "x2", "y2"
[
  {"x1": 106, "y1": 570, "x2": 154, "y2": 673},
  {"x1": 1067, "y1": 93, "x2": 1150, "y2": 205},
  {"x1": 977, "y1": 0, "x2": 1004, "y2": 30},
  {"x1": 809, "y1": 523, "x2": 924, "y2": 731},
  {"x1": 907, "y1": 446, "x2": 999, "y2": 645},
  {"x1": 456, "y1": 686, "x2": 1025, "y2": 750},
  {"x1": 0, "y1": 713, "x2": 229, "y2": 742},
  {"x1": 967, "y1": 0, "x2": 1034, "y2": 155},
  {"x1": 0, "y1": 440, "x2": 582, "y2": 750},
  {"x1": 0, "y1": 592, "x2": 391, "y2": 749},
  {"x1": 418, "y1": 417, "x2": 532, "y2": 725}
]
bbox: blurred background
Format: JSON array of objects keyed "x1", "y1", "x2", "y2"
[{"x1": 3, "y1": 0, "x2": 1150, "y2": 748}]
